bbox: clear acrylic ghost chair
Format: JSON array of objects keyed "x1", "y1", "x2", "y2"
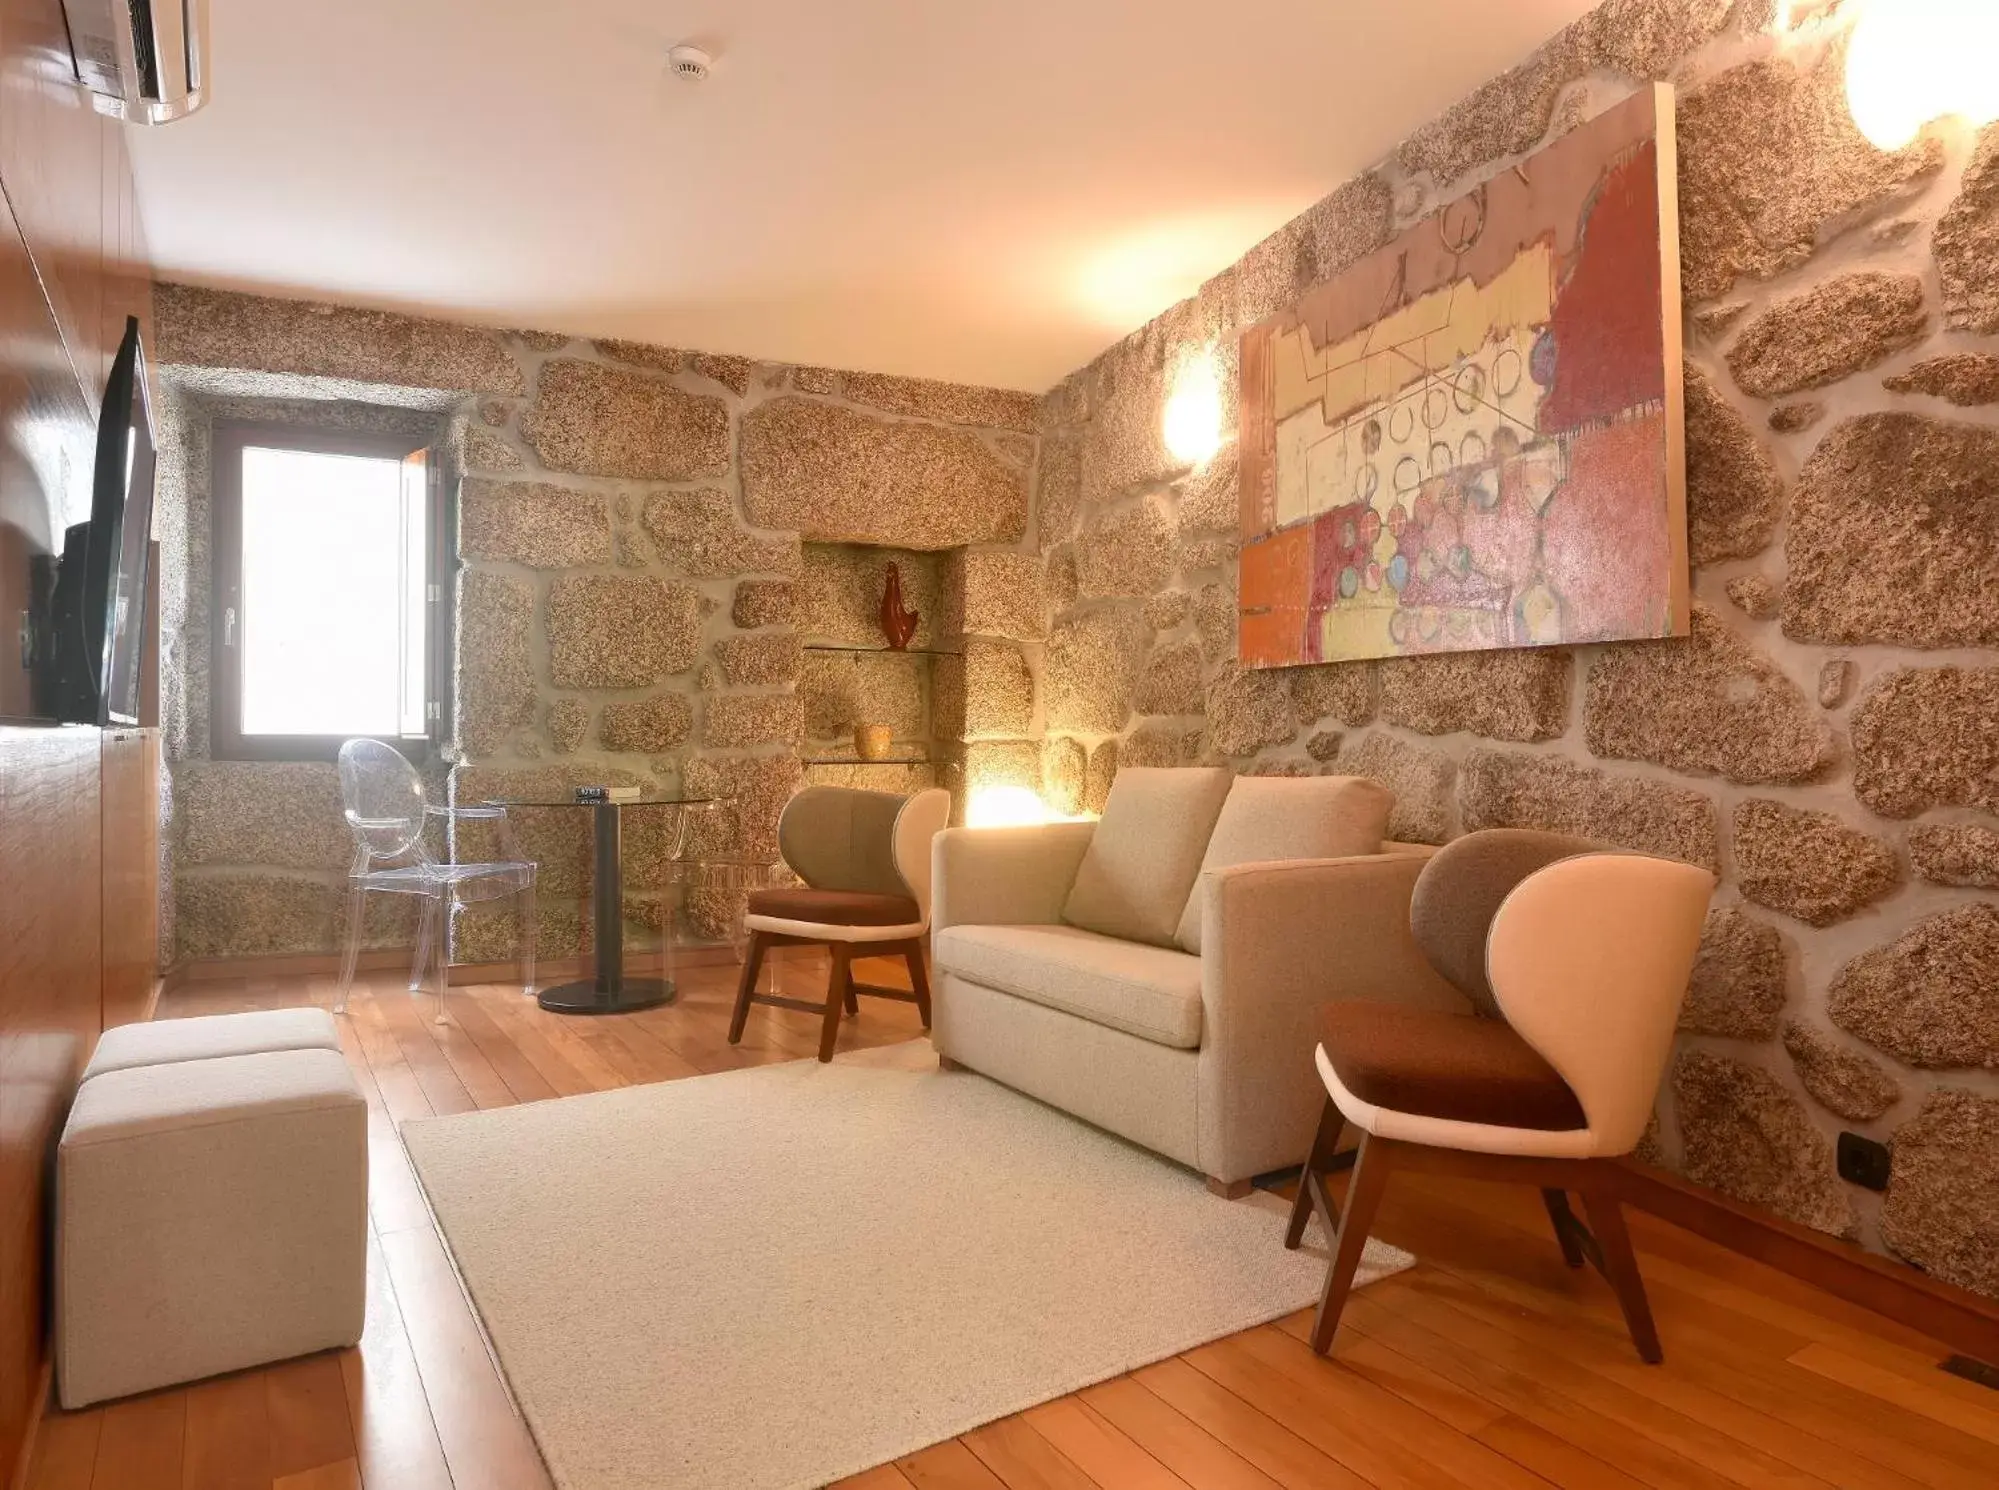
[{"x1": 335, "y1": 738, "x2": 538, "y2": 1023}]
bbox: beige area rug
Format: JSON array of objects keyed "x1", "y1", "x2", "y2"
[{"x1": 400, "y1": 1044, "x2": 1412, "y2": 1490}]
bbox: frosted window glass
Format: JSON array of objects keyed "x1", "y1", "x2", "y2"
[{"x1": 238, "y1": 445, "x2": 425, "y2": 737}]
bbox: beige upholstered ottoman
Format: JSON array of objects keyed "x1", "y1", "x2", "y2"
[
  {"x1": 83, "y1": 1006, "x2": 341, "y2": 1080},
  {"x1": 57, "y1": 1047, "x2": 367, "y2": 1407}
]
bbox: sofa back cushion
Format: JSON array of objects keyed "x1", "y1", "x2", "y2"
[
  {"x1": 1173, "y1": 775, "x2": 1396, "y2": 954},
  {"x1": 1061, "y1": 767, "x2": 1233, "y2": 947}
]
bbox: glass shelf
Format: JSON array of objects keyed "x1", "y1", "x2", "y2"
[
  {"x1": 801, "y1": 643, "x2": 960, "y2": 657},
  {"x1": 801, "y1": 756, "x2": 931, "y2": 767}
]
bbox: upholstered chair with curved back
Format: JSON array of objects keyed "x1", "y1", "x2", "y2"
[
  {"x1": 728, "y1": 785, "x2": 952, "y2": 1062},
  {"x1": 1286, "y1": 829, "x2": 1713, "y2": 1362}
]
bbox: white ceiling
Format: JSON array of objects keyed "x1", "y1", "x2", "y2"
[{"x1": 130, "y1": 1, "x2": 1600, "y2": 392}]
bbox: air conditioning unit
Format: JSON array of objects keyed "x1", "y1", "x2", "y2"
[{"x1": 60, "y1": 0, "x2": 210, "y2": 124}]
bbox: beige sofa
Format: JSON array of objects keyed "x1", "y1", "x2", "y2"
[{"x1": 929, "y1": 789, "x2": 1469, "y2": 1193}]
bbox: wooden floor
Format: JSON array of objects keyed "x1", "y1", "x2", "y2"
[{"x1": 23, "y1": 955, "x2": 1999, "y2": 1490}]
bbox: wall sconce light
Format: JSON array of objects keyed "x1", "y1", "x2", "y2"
[
  {"x1": 1845, "y1": 0, "x2": 1999, "y2": 150},
  {"x1": 966, "y1": 785, "x2": 1053, "y2": 829},
  {"x1": 1163, "y1": 349, "x2": 1224, "y2": 467}
]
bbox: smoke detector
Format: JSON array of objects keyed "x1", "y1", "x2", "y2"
[{"x1": 668, "y1": 44, "x2": 712, "y2": 82}]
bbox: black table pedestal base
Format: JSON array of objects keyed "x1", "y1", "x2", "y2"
[{"x1": 536, "y1": 978, "x2": 676, "y2": 1015}]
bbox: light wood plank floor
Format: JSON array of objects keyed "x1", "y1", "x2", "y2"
[{"x1": 25, "y1": 954, "x2": 1998, "y2": 1490}]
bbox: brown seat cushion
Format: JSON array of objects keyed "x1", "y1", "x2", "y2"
[
  {"x1": 1318, "y1": 1002, "x2": 1588, "y2": 1131},
  {"x1": 747, "y1": 887, "x2": 920, "y2": 927}
]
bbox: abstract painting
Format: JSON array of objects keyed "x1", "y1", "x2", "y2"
[{"x1": 1237, "y1": 83, "x2": 1686, "y2": 667}]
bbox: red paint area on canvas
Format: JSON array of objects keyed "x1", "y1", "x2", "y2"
[
  {"x1": 1539, "y1": 412, "x2": 1672, "y2": 640},
  {"x1": 1539, "y1": 140, "x2": 1665, "y2": 434}
]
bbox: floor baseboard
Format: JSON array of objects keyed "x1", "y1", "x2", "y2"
[
  {"x1": 1618, "y1": 1157, "x2": 1999, "y2": 1365},
  {"x1": 177, "y1": 947, "x2": 417, "y2": 983},
  {"x1": 8, "y1": 1364, "x2": 50, "y2": 1490},
  {"x1": 175, "y1": 942, "x2": 753, "y2": 986},
  {"x1": 171, "y1": 941, "x2": 874, "y2": 988}
]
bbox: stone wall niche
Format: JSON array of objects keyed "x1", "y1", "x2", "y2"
[
  {"x1": 794, "y1": 541, "x2": 1045, "y2": 821},
  {"x1": 797, "y1": 544, "x2": 948, "y2": 800}
]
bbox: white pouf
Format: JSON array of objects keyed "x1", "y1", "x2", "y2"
[
  {"x1": 57, "y1": 1047, "x2": 367, "y2": 1407},
  {"x1": 83, "y1": 1006, "x2": 341, "y2": 1081}
]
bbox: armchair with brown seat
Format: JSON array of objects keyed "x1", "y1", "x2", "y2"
[
  {"x1": 1287, "y1": 829, "x2": 1713, "y2": 1362},
  {"x1": 728, "y1": 785, "x2": 951, "y2": 1062}
]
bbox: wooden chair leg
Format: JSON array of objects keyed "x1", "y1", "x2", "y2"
[
  {"x1": 904, "y1": 940, "x2": 932, "y2": 1028},
  {"x1": 1287, "y1": 1098, "x2": 1347, "y2": 1249},
  {"x1": 1543, "y1": 1188, "x2": 1587, "y2": 1269},
  {"x1": 842, "y1": 978, "x2": 860, "y2": 1016},
  {"x1": 1308, "y1": 1133, "x2": 1393, "y2": 1357},
  {"x1": 1580, "y1": 1188, "x2": 1663, "y2": 1364},
  {"x1": 727, "y1": 931, "x2": 769, "y2": 1044},
  {"x1": 818, "y1": 944, "x2": 853, "y2": 1062}
]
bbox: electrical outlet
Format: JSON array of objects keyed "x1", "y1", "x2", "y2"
[{"x1": 1837, "y1": 1131, "x2": 1892, "y2": 1191}]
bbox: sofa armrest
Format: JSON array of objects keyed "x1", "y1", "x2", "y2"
[
  {"x1": 931, "y1": 821, "x2": 1097, "y2": 932},
  {"x1": 1193, "y1": 849, "x2": 1470, "y2": 1182}
]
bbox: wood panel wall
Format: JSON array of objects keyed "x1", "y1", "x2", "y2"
[
  {"x1": 0, "y1": 0, "x2": 155, "y2": 717},
  {"x1": 0, "y1": 0, "x2": 157, "y2": 1479},
  {"x1": 0, "y1": 147, "x2": 93, "y2": 723},
  {"x1": 0, "y1": 730, "x2": 102, "y2": 1469},
  {"x1": 100, "y1": 727, "x2": 160, "y2": 1030}
]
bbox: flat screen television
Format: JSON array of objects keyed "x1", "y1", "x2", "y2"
[{"x1": 47, "y1": 315, "x2": 155, "y2": 725}]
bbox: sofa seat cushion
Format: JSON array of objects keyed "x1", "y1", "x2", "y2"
[
  {"x1": 746, "y1": 887, "x2": 920, "y2": 926},
  {"x1": 933, "y1": 924, "x2": 1204, "y2": 1049},
  {"x1": 1317, "y1": 1002, "x2": 1587, "y2": 1131}
]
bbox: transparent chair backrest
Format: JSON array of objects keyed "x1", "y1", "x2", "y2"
[{"x1": 337, "y1": 738, "x2": 431, "y2": 864}]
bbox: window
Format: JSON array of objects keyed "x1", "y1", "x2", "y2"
[{"x1": 211, "y1": 422, "x2": 449, "y2": 761}]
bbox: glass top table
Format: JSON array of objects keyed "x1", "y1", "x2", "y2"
[
  {"x1": 485, "y1": 794, "x2": 713, "y2": 1016},
  {"x1": 498, "y1": 793, "x2": 712, "y2": 808}
]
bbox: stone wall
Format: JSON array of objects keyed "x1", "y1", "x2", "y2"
[
  {"x1": 1032, "y1": 0, "x2": 1999, "y2": 1298},
  {"x1": 153, "y1": 285, "x2": 1039, "y2": 962}
]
